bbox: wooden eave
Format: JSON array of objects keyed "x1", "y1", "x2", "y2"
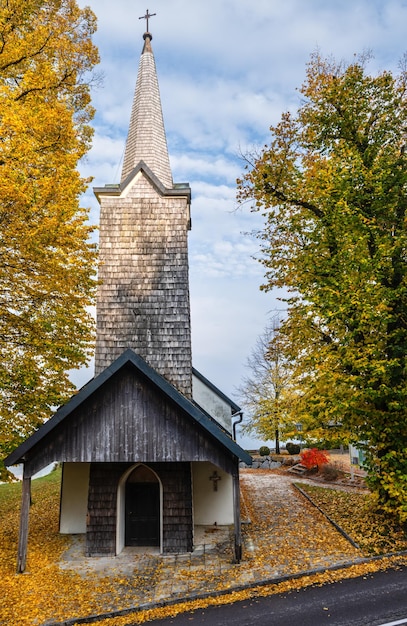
[
  {"x1": 93, "y1": 160, "x2": 191, "y2": 203},
  {"x1": 5, "y1": 349, "x2": 252, "y2": 467}
]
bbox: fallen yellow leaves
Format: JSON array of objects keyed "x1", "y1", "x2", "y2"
[
  {"x1": 80, "y1": 555, "x2": 407, "y2": 626},
  {"x1": 296, "y1": 482, "x2": 407, "y2": 555},
  {"x1": 239, "y1": 471, "x2": 361, "y2": 575},
  {"x1": 0, "y1": 470, "x2": 149, "y2": 625},
  {"x1": 2, "y1": 468, "x2": 406, "y2": 626}
]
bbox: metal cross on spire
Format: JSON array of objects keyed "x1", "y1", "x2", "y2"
[{"x1": 139, "y1": 9, "x2": 156, "y2": 32}]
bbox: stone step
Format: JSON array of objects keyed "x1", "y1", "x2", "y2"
[{"x1": 287, "y1": 463, "x2": 308, "y2": 475}]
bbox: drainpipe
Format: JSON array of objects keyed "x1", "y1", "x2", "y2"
[{"x1": 232, "y1": 411, "x2": 243, "y2": 442}]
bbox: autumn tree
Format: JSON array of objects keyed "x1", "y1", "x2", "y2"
[
  {"x1": 300, "y1": 448, "x2": 329, "y2": 471},
  {"x1": 238, "y1": 319, "x2": 296, "y2": 454},
  {"x1": 238, "y1": 52, "x2": 407, "y2": 525},
  {"x1": 0, "y1": 0, "x2": 99, "y2": 478}
]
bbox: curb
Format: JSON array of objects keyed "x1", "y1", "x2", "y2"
[{"x1": 43, "y1": 552, "x2": 407, "y2": 626}]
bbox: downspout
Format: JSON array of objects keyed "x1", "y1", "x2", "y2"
[{"x1": 232, "y1": 411, "x2": 243, "y2": 442}]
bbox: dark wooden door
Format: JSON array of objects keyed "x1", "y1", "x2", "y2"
[{"x1": 125, "y1": 482, "x2": 160, "y2": 546}]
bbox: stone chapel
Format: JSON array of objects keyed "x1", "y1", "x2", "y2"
[{"x1": 5, "y1": 22, "x2": 251, "y2": 573}]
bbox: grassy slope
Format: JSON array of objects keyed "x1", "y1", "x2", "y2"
[{"x1": 296, "y1": 482, "x2": 407, "y2": 555}]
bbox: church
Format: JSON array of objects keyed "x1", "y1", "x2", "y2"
[{"x1": 5, "y1": 17, "x2": 251, "y2": 573}]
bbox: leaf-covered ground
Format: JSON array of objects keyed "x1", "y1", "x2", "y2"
[
  {"x1": 1, "y1": 468, "x2": 407, "y2": 626},
  {"x1": 296, "y1": 482, "x2": 407, "y2": 556},
  {"x1": 0, "y1": 470, "x2": 137, "y2": 625}
]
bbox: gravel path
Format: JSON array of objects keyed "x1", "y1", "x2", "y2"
[{"x1": 239, "y1": 470, "x2": 362, "y2": 580}]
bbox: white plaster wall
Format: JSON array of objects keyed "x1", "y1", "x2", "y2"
[
  {"x1": 59, "y1": 463, "x2": 90, "y2": 534},
  {"x1": 192, "y1": 375, "x2": 232, "y2": 433},
  {"x1": 192, "y1": 462, "x2": 234, "y2": 525}
]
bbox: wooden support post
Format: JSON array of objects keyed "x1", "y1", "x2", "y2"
[
  {"x1": 232, "y1": 470, "x2": 242, "y2": 563},
  {"x1": 17, "y1": 473, "x2": 31, "y2": 573}
]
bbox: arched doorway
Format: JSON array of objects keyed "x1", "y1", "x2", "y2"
[{"x1": 124, "y1": 465, "x2": 161, "y2": 547}]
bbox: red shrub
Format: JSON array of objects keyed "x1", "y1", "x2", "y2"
[{"x1": 300, "y1": 448, "x2": 329, "y2": 470}]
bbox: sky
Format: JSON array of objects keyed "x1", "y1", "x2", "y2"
[{"x1": 73, "y1": 0, "x2": 407, "y2": 449}]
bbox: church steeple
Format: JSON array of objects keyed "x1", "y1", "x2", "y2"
[
  {"x1": 121, "y1": 26, "x2": 173, "y2": 187},
  {"x1": 93, "y1": 22, "x2": 192, "y2": 398}
]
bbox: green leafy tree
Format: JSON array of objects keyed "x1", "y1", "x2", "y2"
[
  {"x1": 0, "y1": 0, "x2": 99, "y2": 479},
  {"x1": 238, "y1": 52, "x2": 407, "y2": 525}
]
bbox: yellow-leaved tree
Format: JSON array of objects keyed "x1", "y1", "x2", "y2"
[{"x1": 0, "y1": 0, "x2": 99, "y2": 478}]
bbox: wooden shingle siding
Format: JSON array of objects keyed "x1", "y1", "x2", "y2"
[
  {"x1": 95, "y1": 34, "x2": 192, "y2": 397},
  {"x1": 85, "y1": 462, "x2": 193, "y2": 556},
  {"x1": 86, "y1": 464, "x2": 124, "y2": 556},
  {"x1": 94, "y1": 175, "x2": 192, "y2": 398},
  {"x1": 24, "y1": 366, "x2": 237, "y2": 478},
  {"x1": 121, "y1": 35, "x2": 173, "y2": 188},
  {"x1": 157, "y1": 462, "x2": 193, "y2": 553}
]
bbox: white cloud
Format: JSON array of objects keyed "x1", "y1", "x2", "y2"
[{"x1": 170, "y1": 155, "x2": 239, "y2": 184}]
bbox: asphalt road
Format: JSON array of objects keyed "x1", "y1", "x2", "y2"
[{"x1": 138, "y1": 566, "x2": 407, "y2": 626}]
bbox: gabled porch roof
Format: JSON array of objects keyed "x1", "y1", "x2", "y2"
[{"x1": 5, "y1": 349, "x2": 252, "y2": 468}]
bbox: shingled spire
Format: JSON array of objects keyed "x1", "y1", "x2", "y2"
[
  {"x1": 94, "y1": 25, "x2": 192, "y2": 397},
  {"x1": 121, "y1": 29, "x2": 172, "y2": 187}
]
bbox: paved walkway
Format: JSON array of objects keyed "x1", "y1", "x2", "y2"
[{"x1": 57, "y1": 470, "x2": 363, "y2": 620}]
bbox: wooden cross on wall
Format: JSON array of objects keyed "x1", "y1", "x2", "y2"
[
  {"x1": 209, "y1": 471, "x2": 221, "y2": 491},
  {"x1": 139, "y1": 9, "x2": 156, "y2": 32}
]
